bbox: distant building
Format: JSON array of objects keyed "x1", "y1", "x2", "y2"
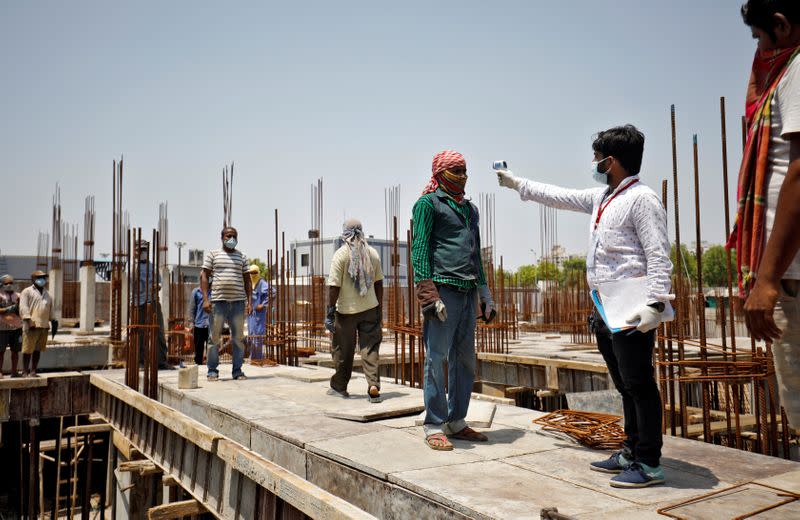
[{"x1": 289, "y1": 237, "x2": 410, "y2": 286}]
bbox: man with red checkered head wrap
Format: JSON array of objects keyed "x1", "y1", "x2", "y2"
[{"x1": 411, "y1": 150, "x2": 496, "y2": 451}]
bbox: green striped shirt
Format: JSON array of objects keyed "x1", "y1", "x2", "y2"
[{"x1": 411, "y1": 193, "x2": 487, "y2": 288}]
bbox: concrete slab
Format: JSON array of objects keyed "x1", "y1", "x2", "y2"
[
  {"x1": 250, "y1": 414, "x2": 390, "y2": 447},
  {"x1": 661, "y1": 435, "x2": 800, "y2": 484},
  {"x1": 492, "y1": 404, "x2": 548, "y2": 430},
  {"x1": 404, "y1": 425, "x2": 562, "y2": 461},
  {"x1": 504, "y1": 446, "x2": 730, "y2": 507},
  {"x1": 565, "y1": 389, "x2": 624, "y2": 416},
  {"x1": 657, "y1": 482, "x2": 800, "y2": 520},
  {"x1": 753, "y1": 469, "x2": 800, "y2": 494},
  {"x1": 392, "y1": 459, "x2": 630, "y2": 519},
  {"x1": 307, "y1": 429, "x2": 483, "y2": 480},
  {"x1": 414, "y1": 400, "x2": 496, "y2": 428}
]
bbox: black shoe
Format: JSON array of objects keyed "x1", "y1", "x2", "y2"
[{"x1": 158, "y1": 364, "x2": 176, "y2": 370}]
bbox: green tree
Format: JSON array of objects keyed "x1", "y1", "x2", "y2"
[
  {"x1": 670, "y1": 244, "x2": 697, "y2": 282},
  {"x1": 516, "y1": 264, "x2": 538, "y2": 286},
  {"x1": 702, "y1": 245, "x2": 737, "y2": 287},
  {"x1": 536, "y1": 260, "x2": 560, "y2": 282},
  {"x1": 559, "y1": 257, "x2": 587, "y2": 286}
]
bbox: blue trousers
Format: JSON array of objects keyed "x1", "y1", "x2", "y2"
[
  {"x1": 422, "y1": 285, "x2": 477, "y2": 436},
  {"x1": 207, "y1": 300, "x2": 246, "y2": 378}
]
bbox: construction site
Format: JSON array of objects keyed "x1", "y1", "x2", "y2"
[
  {"x1": 0, "y1": 95, "x2": 799, "y2": 520},
  {"x1": 4, "y1": 2, "x2": 800, "y2": 519}
]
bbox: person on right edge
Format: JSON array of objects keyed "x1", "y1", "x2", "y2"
[
  {"x1": 496, "y1": 126, "x2": 673, "y2": 488},
  {"x1": 325, "y1": 219, "x2": 384, "y2": 402},
  {"x1": 732, "y1": 0, "x2": 800, "y2": 431}
]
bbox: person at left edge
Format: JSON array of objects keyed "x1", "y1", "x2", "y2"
[{"x1": 133, "y1": 240, "x2": 172, "y2": 370}]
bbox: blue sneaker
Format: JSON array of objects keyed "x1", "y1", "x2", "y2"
[
  {"x1": 589, "y1": 450, "x2": 632, "y2": 474},
  {"x1": 610, "y1": 462, "x2": 665, "y2": 488}
]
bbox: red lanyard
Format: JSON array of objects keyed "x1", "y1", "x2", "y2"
[{"x1": 594, "y1": 179, "x2": 639, "y2": 230}]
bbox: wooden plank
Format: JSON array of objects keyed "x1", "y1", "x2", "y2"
[
  {"x1": 477, "y1": 353, "x2": 607, "y2": 373},
  {"x1": 113, "y1": 430, "x2": 141, "y2": 460},
  {"x1": 71, "y1": 375, "x2": 92, "y2": 415},
  {"x1": 65, "y1": 424, "x2": 112, "y2": 434},
  {"x1": 119, "y1": 460, "x2": 162, "y2": 476},
  {"x1": 147, "y1": 499, "x2": 206, "y2": 520},
  {"x1": 0, "y1": 377, "x2": 48, "y2": 389},
  {"x1": 545, "y1": 366, "x2": 559, "y2": 391},
  {"x1": 39, "y1": 375, "x2": 72, "y2": 417},
  {"x1": 0, "y1": 389, "x2": 9, "y2": 421},
  {"x1": 216, "y1": 439, "x2": 376, "y2": 520},
  {"x1": 90, "y1": 374, "x2": 222, "y2": 452},
  {"x1": 674, "y1": 416, "x2": 765, "y2": 438}
]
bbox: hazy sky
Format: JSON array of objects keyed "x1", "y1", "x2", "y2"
[{"x1": 0, "y1": 1, "x2": 756, "y2": 270}]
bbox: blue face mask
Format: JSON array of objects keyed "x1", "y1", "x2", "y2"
[
  {"x1": 224, "y1": 237, "x2": 237, "y2": 249},
  {"x1": 34, "y1": 278, "x2": 46, "y2": 288},
  {"x1": 591, "y1": 157, "x2": 611, "y2": 185}
]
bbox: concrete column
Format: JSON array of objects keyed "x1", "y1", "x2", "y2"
[
  {"x1": 159, "y1": 266, "x2": 171, "y2": 328},
  {"x1": 79, "y1": 265, "x2": 96, "y2": 333},
  {"x1": 48, "y1": 267, "x2": 63, "y2": 321}
]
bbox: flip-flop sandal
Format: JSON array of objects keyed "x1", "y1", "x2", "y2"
[
  {"x1": 425, "y1": 433, "x2": 454, "y2": 451},
  {"x1": 450, "y1": 427, "x2": 488, "y2": 442}
]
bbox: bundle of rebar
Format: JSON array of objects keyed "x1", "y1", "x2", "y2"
[{"x1": 533, "y1": 410, "x2": 626, "y2": 449}]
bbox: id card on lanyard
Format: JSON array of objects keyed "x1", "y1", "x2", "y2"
[{"x1": 587, "y1": 179, "x2": 639, "y2": 271}]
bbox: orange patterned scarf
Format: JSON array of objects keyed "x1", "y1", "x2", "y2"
[{"x1": 728, "y1": 46, "x2": 800, "y2": 294}]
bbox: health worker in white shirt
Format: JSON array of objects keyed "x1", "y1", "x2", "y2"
[{"x1": 496, "y1": 125, "x2": 673, "y2": 489}]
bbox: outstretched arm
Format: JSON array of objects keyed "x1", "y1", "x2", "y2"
[{"x1": 497, "y1": 170, "x2": 600, "y2": 214}]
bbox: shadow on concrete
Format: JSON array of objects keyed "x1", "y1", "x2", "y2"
[
  {"x1": 659, "y1": 457, "x2": 720, "y2": 490},
  {"x1": 450, "y1": 427, "x2": 528, "y2": 449}
]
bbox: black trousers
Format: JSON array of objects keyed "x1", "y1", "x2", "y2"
[
  {"x1": 594, "y1": 316, "x2": 663, "y2": 467},
  {"x1": 193, "y1": 326, "x2": 209, "y2": 365}
]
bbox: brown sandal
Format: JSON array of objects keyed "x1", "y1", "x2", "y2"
[
  {"x1": 425, "y1": 433, "x2": 454, "y2": 451},
  {"x1": 450, "y1": 426, "x2": 488, "y2": 442}
]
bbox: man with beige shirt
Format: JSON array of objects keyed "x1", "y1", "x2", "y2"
[
  {"x1": 19, "y1": 270, "x2": 56, "y2": 377},
  {"x1": 325, "y1": 219, "x2": 384, "y2": 402}
]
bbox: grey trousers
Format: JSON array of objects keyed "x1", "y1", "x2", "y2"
[{"x1": 330, "y1": 306, "x2": 382, "y2": 392}]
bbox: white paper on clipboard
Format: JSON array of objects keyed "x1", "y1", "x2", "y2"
[{"x1": 594, "y1": 276, "x2": 674, "y2": 332}]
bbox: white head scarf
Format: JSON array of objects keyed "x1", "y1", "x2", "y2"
[{"x1": 341, "y1": 219, "x2": 374, "y2": 296}]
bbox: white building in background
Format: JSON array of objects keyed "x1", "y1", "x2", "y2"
[{"x1": 289, "y1": 237, "x2": 410, "y2": 286}]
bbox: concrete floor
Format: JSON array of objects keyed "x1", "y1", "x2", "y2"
[{"x1": 95, "y1": 364, "x2": 800, "y2": 519}]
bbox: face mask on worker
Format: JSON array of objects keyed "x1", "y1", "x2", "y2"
[
  {"x1": 3, "y1": 283, "x2": 13, "y2": 292},
  {"x1": 591, "y1": 157, "x2": 611, "y2": 185},
  {"x1": 224, "y1": 237, "x2": 237, "y2": 249},
  {"x1": 34, "y1": 277, "x2": 46, "y2": 288},
  {"x1": 139, "y1": 251, "x2": 148, "y2": 262}
]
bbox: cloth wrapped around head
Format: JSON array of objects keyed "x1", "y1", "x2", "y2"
[
  {"x1": 341, "y1": 218, "x2": 374, "y2": 296},
  {"x1": 422, "y1": 150, "x2": 467, "y2": 202}
]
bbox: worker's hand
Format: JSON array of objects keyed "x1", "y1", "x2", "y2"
[
  {"x1": 245, "y1": 302, "x2": 252, "y2": 316},
  {"x1": 625, "y1": 305, "x2": 662, "y2": 333},
  {"x1": 256, "y1": 304, "x2": 265, "y2": 312},
  {"x1": 744, "y1": 279, "x2": 782, "y2": 342},
  {"x1": 422, "y1": 300, "x2": 448, "y2": 322},
  {"x1": 495, "y1": 169, "x2": 520, "y2": 190},
  {"x1": 22, "y1": 318, "x2": 30, "y2": 333},
  {"x1": 325, "y1": 305, "x2": 336, "y2": 334},
  {"x1": 202, "y1": 300, "x2": 212, "y2": 314},
  {"x1": 478, "y1": 285, "x2": 497, "y2": 323}
]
